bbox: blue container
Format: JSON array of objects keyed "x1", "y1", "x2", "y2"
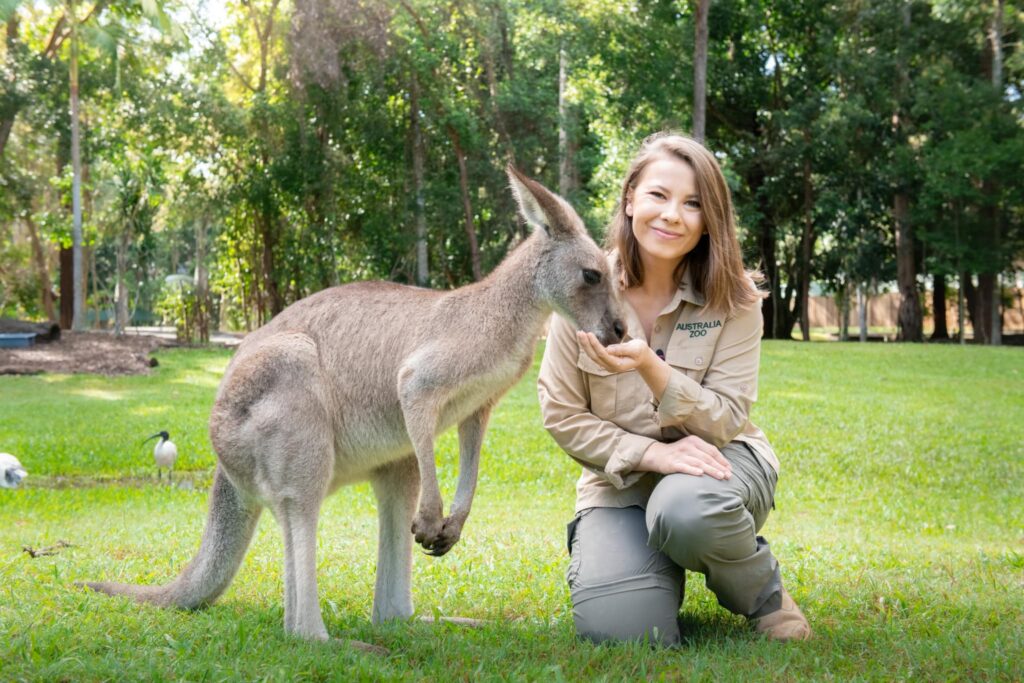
[{"x1": 0, "y1": 333, "x2": 36, "y2": 348}]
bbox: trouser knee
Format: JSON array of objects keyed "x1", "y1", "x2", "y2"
[
  {"x1": 646, "y1": 484, "x2": 755, "y2": 572},
  {"x1": 572, "y1": 574, "x2": 683, "y2": 646}
]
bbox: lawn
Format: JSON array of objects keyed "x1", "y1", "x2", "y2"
[{"x1": 1, "y1": 341, "x2": 1022, "y2": 681}]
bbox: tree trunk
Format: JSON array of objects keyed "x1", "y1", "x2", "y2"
[
  {"x1": 448, "y1": 126, "x2": 482, "y2": 282},
  {"x1": 957, "y1": 272, "x2": 966, "y2": 344},
  {"x1": 70, "y1": 0, "x2": 86, "y2": 331},
  {"x1": 798, "y1": 155, "x2": 813, "y2": 342},
  {"x1": 59, "y1": 247, "x2": 73, "y2": 329},
  {"x1": 692, "y1": 0, "x2": 710, "y2": 143},
  {"x1": 0, "y1": 15, "x2": 20, "y2": 160},
  {"x1": 987, "y1": 2, "x2": 1004, "y2": 346},
  {"x1": 260, "y1": 214, "x2": 283, "y2": 316},
  {"x1": 963, "y1": 271, "x2": 983, "y2": 343},
  {"x1": 858, "y1": 282, "x2": 868, "y2": 342},
  {"x1": 114, "y1": 233, "x2": 128, "y2": 335},
  {"x1": 931, "y1": 273, "x2": 949, "y2": 340},
  {"x1": 195, "y1": 217, "x2": 210, "y2": 342},
  {"x1": 892, "y1": 2, "x2": 921, "y2": 342},
  {"x1": 990, "y1": 273, "x2": 1002, "y2": 345},
  {"x1": 24, "y1": 215, "x2": 57, "y2": 322},
  {"x1": 748, "y1": 163, "x2": 777, "y2": 338},
  {"x1": 894, "y1": 193, "x2": 922, "y2": 341},
  {"x1": 557, "y1": 44, "x2": 574, "y2": 197},
  {"x1": 411, "y1": 73, "x2": 428, "y2": 287},
  {"x1": 838, "y1": 281, "x2": 850, "y2": 341},
  {"x1": 778, "y1": 272, "x2": 798, "y2": 340},
  {"x1": 977, "y1": 272, "x2": 996, "y2": 344}
]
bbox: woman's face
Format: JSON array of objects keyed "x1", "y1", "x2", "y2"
[{"x1": 625, "y1": 156, "x2": 705, "y2": 271}]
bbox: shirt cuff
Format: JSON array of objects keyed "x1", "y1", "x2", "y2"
[
  {"x1": 655, "y1": 368, "x2": 702, "y2": 428},
  {"x1": 604, "y1": 433, "x2": 657, "y2": 489}
]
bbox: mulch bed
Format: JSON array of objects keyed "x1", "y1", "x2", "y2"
[{"x1": 0, "y1": 331, "x2": 171, "y2": 376}]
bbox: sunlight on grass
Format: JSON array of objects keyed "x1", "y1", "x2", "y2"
[
  {"x1": 202, "y1": 360, "x2": 231, "y2": 375},
  {"x1": 71, "y1": 388, "x2": 124, "y2": 401},
  {"x1": 129, "y1": 405, "x2": 170, "y2": 417},
  {"x1": 170, "y1": 374, "x2": 221, "y2": 389}
]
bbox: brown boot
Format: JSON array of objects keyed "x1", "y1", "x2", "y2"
[{"x1": 752, "y1": 589, "x2": 811, "y2": 642}]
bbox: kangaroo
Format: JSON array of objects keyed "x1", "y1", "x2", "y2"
[{"x1": 83, "y1": 166, "x2": 625, "y2": 642}]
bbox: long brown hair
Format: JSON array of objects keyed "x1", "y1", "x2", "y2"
[{"x1": 605, "y1": 132, "x2": 763, "y2": 317}]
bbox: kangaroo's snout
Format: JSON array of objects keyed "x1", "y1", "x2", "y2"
[{"x1": 593, "y1": 314, "x2": 626, "y2": 347}]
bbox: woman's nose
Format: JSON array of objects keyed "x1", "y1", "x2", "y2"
[{"x1": 661, "y1": 203, "x2": 682, "y2": 223}]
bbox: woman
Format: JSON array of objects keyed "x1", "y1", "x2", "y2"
[{"x1": 538, "y1": 133, "x2": 810, "y2": 645}]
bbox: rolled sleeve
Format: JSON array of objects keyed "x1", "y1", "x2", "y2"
[
  {"x1": 538, "y1": 315, "x2": 656, "y2": 490},
  {"x1": 655, "y1": 302, "x2": 763, "y2": 447}
]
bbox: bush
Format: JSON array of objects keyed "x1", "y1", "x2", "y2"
[{"x1": 154, "y1": 279, "x2": 212, "y2": 343}]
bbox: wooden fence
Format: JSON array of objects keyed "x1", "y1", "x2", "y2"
[{"x1": 807, "y1": 288, "x2": 1024, "y2": 334}]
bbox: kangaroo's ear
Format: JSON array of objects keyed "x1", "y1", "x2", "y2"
[{"x1": 506, "y1": 165, "x2": 577, "y2": 238}]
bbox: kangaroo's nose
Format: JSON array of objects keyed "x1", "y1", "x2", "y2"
[{"x1": 612, "y1": 319, "x2": 626, "y2": 341}]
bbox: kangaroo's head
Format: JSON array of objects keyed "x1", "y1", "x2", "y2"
[{"x1": 507, "y1": 166, "x2": 625, "y2": 347}]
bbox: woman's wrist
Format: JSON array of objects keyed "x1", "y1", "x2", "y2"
[
  {"x1": 636, "y1": 441, "x2": 665, "y2": 474},
  {"x1": 636, "y1": 347, "x2": 671, "y2": 400}
]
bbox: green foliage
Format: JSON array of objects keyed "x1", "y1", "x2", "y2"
[
  {"x1": 154, "y1": 279, "x2": 211, "y2": 344},
  {"x1": 2, "y1": 0, "x2": 1022, "y2": 337},
  {"x1": 0, "y1": 342, "x2": 1021, "y2": 679}
]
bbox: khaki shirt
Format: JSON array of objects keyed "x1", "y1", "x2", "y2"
[{"x1": 537, "y1": 266, "x2": 778, "y2": 513}]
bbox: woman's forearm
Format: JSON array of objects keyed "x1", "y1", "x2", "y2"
[{"x1": 636, "y1": 346, "x2": 671, "y2": 401}]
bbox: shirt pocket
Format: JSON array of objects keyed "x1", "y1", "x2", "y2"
[
  {"x1": 665, "y1": 344, "x2": 714, "y2": 384},
  {"x1": 577, "y1": 351, "x2": 618, "y2": 418}
]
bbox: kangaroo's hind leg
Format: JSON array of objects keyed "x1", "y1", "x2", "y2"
[
  {"x1": 370, "y1": 455, "x2": 419, "y2": 623},
  {"x1": 275, "y1": 493, "x2": 328, "y2": 640},
  {"x1": 263, "y1": 406, "x2": 333, "y2": 641},
  {"x1": 219, "y1": 332, "x2": 336, "y2": 641}
]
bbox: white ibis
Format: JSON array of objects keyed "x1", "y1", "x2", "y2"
[
  {"x1": 0, "y1": 453, "x2": 27, "y2": 489},
  {"x1": 143, "y1": 431, "x2": 179, "y2": 483}
]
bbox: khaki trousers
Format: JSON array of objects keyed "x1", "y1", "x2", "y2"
[{"x1": 566, "y1": 442, "x2": 782, "y2": 645}]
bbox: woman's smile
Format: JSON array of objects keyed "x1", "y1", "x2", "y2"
[{"x1": 650, "y1": 226, "x2": 685, "y2": 240}]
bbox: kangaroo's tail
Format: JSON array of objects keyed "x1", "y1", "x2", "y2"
[{"x1": 83, "y1": 466, "x2": 262, "y2": 610}]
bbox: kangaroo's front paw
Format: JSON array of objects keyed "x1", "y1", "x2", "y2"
[
  {"x1": 411, "y1": 511, "x2": 444, "y2": 551},
  {"x1": 423, "y1": 515, "x2": 465, "y2": 557}
]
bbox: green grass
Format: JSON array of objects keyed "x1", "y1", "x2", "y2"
[{"x1": 1, "y1": 342, "x2": 1022, "y2": 680}]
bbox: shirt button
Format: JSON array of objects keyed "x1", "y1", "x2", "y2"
[
  {"x1": 695, "y1": 356, "x2": 704, "y2": 365},
  {"x1": 654, "y1": 325, "x2": 661, "y2": 333}
]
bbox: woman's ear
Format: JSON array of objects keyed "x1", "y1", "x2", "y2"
[{"x1": 624, "y1": 191, "x2": 634, "y2": 218}]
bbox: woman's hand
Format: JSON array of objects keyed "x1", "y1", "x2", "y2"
[
  {"x1": 637, "y1": 436, "x2": 733, "y2": 480},
  {"x1": 577, "y1": 332, "x2": 654, "y2": 373},
  {"x1": 577, "y1": 331, "x2": 671, "y2": 399}
]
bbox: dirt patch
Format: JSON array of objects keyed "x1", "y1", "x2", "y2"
[{"x1": 0, "y1": 331, "x2": 173, "y2": 376}]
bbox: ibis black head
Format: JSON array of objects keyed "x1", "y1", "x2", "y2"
[{"x1": 143, "y1": 431, "x2": 171, "y2": 445}]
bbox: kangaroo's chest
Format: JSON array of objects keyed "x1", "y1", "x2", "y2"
[{"x1": 437, "y1": 355, "x2": 529, "y2": 431}]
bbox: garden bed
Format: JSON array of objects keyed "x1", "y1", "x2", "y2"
[{"x1": 0, "y1": 330, "x2": 170, "y2": 375}]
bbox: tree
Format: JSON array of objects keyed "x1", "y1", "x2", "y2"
[{"x1": 692, "y1": 0, "x2": 709, "y2": 142}]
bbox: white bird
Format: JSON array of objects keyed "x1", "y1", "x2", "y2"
[
  {"x1": 143, "y1": 431, "x2": 178, "y2": 483},
  {"x1": 0, "y1": 453, "x2": 27, "y2": 489}
]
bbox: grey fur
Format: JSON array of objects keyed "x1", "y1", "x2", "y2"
[{"x1": 83, "y1": 167, "x2": 624, "y2": 641}]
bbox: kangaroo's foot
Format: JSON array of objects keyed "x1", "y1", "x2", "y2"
[
  {"x1": 410, "y1": 506, "x2": 444, "y2": 552},
  {"x1": 420, "y1": 514, "x2": 466, "y2": 557}
]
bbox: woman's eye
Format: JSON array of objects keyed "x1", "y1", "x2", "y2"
[
  {"x1": 684, "y1": 199, "x2": 702, "y2": 210},
  {"x1": 650, "y1": 191, "x2": 666, "y2": 199},
  {"x1": 582, "y1": 269, "x2": 602, "y2": 286}
]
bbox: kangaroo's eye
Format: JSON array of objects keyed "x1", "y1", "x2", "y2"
[{"x1": 582, "y1": 269, "x2": 602, "y2": 286}]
